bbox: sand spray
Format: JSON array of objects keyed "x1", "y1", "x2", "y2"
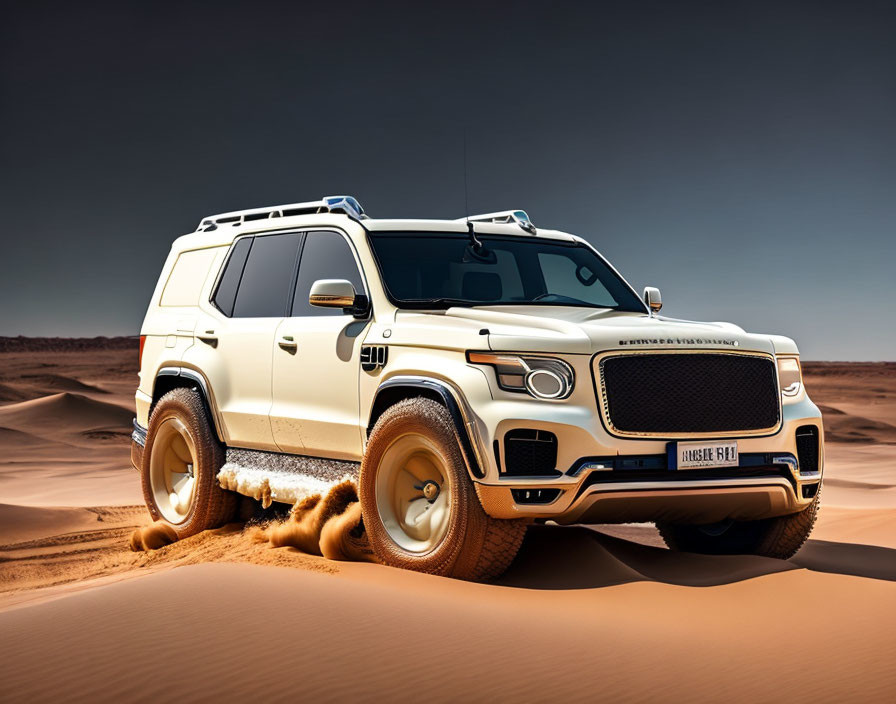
[{"x1": 129, "y1": 480, "x2": 378, "y2": 563}]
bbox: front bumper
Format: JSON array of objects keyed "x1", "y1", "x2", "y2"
[
  {"x1": 475, "y1": 457, "x2": 819, "y2": 524},
  {"x1": 466, "y1": 358, "x2": 824, "y2": 523}
]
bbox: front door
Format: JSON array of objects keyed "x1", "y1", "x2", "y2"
[{"x1": 270, "y1": 230, "x2": 369, "y2": 461}]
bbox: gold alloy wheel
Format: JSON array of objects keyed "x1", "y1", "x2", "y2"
[
  {"x1": 149, "y1": 417, "x2": 198, "y2": 524},
  {"x1": 374, "y1": 433, "x2": 453, "y2": 553}
]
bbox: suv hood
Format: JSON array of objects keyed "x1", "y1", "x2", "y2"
[{"x1": 441, "y1": 305, "x2": 779, "y2": 356}]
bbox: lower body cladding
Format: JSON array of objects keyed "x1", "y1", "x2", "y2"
[{"x1": 471, "y1": 410, "x2": 824, "y2": 526}]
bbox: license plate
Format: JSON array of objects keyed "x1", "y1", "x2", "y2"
[{"x1": 674, "y1": 440, "x2": 738, "y2": 469}]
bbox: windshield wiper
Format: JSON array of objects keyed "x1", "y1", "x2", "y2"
[{"x1": 401, "y1": 298, "x2": 474, "y2": 307}]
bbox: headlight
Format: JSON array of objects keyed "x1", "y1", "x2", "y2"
[
  {"x1": 777, "y1": 356, "x2": 802, "y2": 397},
  {"x1": 467, "y1": 352, "x2": 574, "y2": 400}
]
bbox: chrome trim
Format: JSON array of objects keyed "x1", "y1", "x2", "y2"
[
  {"x1": 797, "y1": 471, "x2": 821, "y2": 482},
  {"x1": 131, "y1": 418, "x2": 147, "y2": 447},
  {"x1": 309, "y1": 293, "x2": 355, "y2": 307},
  {"x1": 772, "y1": 455, "x2": 798, "y2": 474},
  {"x1": 157, "y1": 366, "x2": 213, "y2": 400},
  {"x1": 576, "y1": 476, "x2": 795, "y2": 496},
  {"x1": 593, "y1": 348, "x2": 783, "y2": 440},
  {"x1": 468, "y1": 351, "x2": 575, "y2": 400},
  {"x1": 308, "y1": 278, "x2": 357, "y2": 309}
]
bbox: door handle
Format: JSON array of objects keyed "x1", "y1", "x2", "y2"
[
  {"x1": 197, "y1": 331, "x2": 218, "y2": 348},
  {"x1": 278, "y1": 335, "x2": 298, "y2": 353}
]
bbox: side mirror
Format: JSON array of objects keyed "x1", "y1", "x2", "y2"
[
  {"x1": 309, "y1": 279, "x2": 369, "y2": 317},
  {"x1": 643, "y1": 286, "x2": 662, "y2": 313}
]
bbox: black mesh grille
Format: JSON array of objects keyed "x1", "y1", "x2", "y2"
[
  {"x1": 795, "y1": 425, "x2": 819, "y2": 473},
  {"x1": 503, "y1": 429, "x2": 559, "y2": 477},
  {"x1": 600, "y1": 353, "x2": 780, "y2": 434}
]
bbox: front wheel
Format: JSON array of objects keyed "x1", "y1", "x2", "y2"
[
  {"x1": 359, "y1": 397, "x2": 526, "y2": 581},
  {"x1": 657, "y1": 494, "x2": 820, "y2": 559}
]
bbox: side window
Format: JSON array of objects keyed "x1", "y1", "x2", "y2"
[
  {"x1": 292, "y1": 231, "x2": 365, "y2": 316},
  {"x1": 212, "y1": 237, "x2": 252, "y2": 316},
  {"x1": 231, "y1": 233, "x2": 301, "y2": 318}
]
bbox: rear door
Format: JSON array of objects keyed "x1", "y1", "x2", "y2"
[
  {"x1": 187, "y1": 231, "x2": 302, "y2": 451},
  {"x1": 270, "y1": 230, "x2": 369, "y2": 460}
]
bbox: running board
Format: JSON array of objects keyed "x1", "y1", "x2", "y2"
[{"x1": 217, "y1": 448, "x2": 360, "y2": 506}]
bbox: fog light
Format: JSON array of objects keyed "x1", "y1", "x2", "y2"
[{"x1": 525, "y1": 368, "x2": 566, "y2": 399}]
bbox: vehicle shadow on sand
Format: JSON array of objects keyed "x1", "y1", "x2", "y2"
[{"x1": 496, "y1": 524, "x2": 896, "y2": 590}]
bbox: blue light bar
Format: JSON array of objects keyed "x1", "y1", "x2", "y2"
[{"x1": 323, "y1": 195, "x2": 366, "y2": 220}]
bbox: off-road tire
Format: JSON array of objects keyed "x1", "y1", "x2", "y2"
[
  {"x1": 657, "y1": 493, "x2": 820, "y2": 559},
  {"x1": 141, "y1": 388, "x2": 237, "y2": 538},
  {"x1": 360, "y1": 397, "x2": 527, "y2": 581}
]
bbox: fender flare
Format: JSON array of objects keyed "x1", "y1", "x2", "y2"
[
  {"x1": 154, "y1": 366, "x2": 225, "y2": 442},
  {"x1": 369, "y1": 376, "x2": 485, "y2": 479}
]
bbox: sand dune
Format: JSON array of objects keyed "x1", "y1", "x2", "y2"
[
  {"x1": 817, "y1": 404, "x2": 896, "y2": 444},
  {"x1": 0, "y1": 426, "x2": 56, "y2": 448},
  {"x1": 0, "y1": 381, "x2": 33, "y2": 404},
  {"x1": 16, "y1": 373, "x2": 109, "y2": 396},
  {"x1": 0, "y1": 503, "x2": 107, "y2": 544},
  {"x1": 0, "y1": 392, "x2": 132, "y2": 439},
  {"x1": 0, "y1": 345, "x2": 894, "y2": 702},
  {"x1": 804, "y1": 363, "x2": 896, "y2": 445}
]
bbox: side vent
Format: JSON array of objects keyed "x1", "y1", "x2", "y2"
[
  {"x1": 361, "y1": 346, "x2": 388, "y2": 372},
  {"x1": 511, "y1": 488, "x2": 562, "y2": 505},
  {"x1": 503, "y1": 429, "x2": 560, "y2": 477},
  {"x1": 795, "y1": 425, "x2": 819, "y2": 474}
]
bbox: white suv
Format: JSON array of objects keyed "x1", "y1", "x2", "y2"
[{"x1": 133, "y1": 195, "x2": 823, "y2": 579}]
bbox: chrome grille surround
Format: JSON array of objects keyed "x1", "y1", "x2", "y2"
[{"x1": 593, "y1": 349, "x2": 782, "y2": 439}]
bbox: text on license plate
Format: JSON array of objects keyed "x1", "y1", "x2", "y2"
[{"x1": 675, "y1": 440, "x2": 738, "y2": 469}]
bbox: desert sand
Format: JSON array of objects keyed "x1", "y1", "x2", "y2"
[{"x1": 0, "y1": 340, "x2": 894, "y2": 702}]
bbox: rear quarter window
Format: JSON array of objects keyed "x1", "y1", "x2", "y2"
[
  {"x1": 160, "y1": 248, "x2": 222, "y2": 307},
  {"x1": 211, "y1": 237, "x2": 252, "y2": 316}
]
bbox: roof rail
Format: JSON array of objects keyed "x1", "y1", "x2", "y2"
[
  {"x1": 196, "y1": 195, "x2": 366, "y2": 232},
  {"x1": 455, "y1": 209, "x2": 536, "y2": 235}
]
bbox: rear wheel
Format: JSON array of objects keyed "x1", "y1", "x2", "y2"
[
  {"x1": 657, "y1": 494, "x2": 820, "y2": 559},
  {"x1": 141, "y1": 388, "x2": 236, "y2": 538},
  {"x1": 360, "y1": 397, "x2": 526, "y2": 581}
]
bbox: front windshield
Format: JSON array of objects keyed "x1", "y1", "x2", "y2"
[{"x1": 368, "y1": 232, "x2": 646, "y2": 312}]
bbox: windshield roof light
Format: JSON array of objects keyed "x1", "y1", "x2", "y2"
[
  {"x1": 458, "y1": 209, "x2": 537, "y2": 235},
  {"x1": 323, "y1": 195, "x2": 367, "y2": 220}
]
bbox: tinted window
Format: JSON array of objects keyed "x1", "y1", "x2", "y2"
[
  {"x1": 292, "y1": 231, "x2": 364, "y2": 316},
  {"x1": 232, "y1": 233, "x2": 301, "y2": 318},
  {"x1": 368, "y1": 233, "x2": 644, "y2": 312},
  {"x1": 212, "y1": 238, "x2": 252, "y2": 316},
  {"x1": 538, "y1": 252, "x2": 618, "y2": 307}
]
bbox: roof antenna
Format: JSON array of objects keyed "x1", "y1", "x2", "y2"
[
  {"x1": 463, "y1": 128, "x2": 470, "y2": 224},
  {"x1": 463, "y1": 129, "x2": 483, "y2": 249}
]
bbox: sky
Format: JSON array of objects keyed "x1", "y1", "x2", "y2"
[{"x1": 1, "y1": 0, "x2": 894, "y2": 360}]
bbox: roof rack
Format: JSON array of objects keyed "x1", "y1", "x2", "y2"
[
  {"x1": 196, "y1": 195, "x2": 366, "y2": 232},
  {"x1": 456, "y1": 209, "x2": 536, "y2": 235}
]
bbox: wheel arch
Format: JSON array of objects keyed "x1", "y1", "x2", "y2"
[
  {"x1": 368, "y1": 376, "x2": 485, "y2": 479},
  {"x1": 152, "y1": 367, "x2": 225, "y2": 442}
]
